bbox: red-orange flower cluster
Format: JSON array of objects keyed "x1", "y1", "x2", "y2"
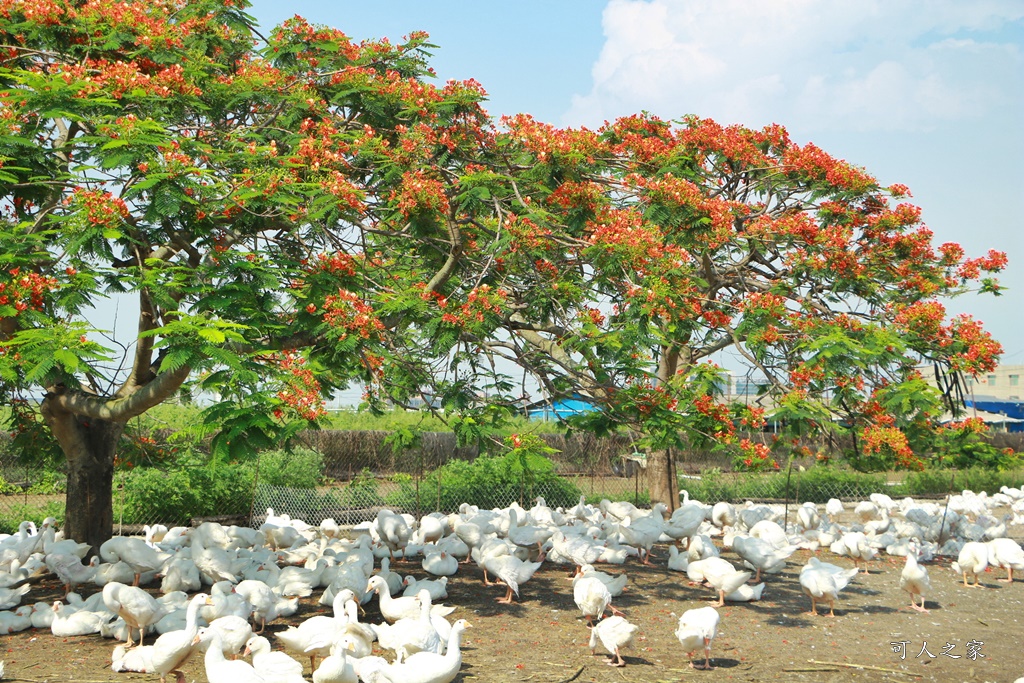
[
  {"x1": 72, "y1": 187, "x2": 128, "y2": 227},
  {"x1": 394, "y1": 170, "x2": 449, "y2": 219},
  {"x1": 736, "y1": 438, "x2": 779, "y2": 471},
  {"x1": 437, "y1": 285, "x2": 507, "y2": 328},
  {"x1": 0, "y1": 268, "x2": 58, "y2": 316},
  {"x1": 272, "y1": 352, "x2": 326, "y2": 421},
  {"x1": 321, "y1": 290, "x2": 384, "y2": 341},
  {"x1": 860, "y1": 424, "x2": 922, "y2": 470}
]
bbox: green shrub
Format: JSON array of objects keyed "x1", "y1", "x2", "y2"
[
  {"x1": 385, "y1": 451, "x2": 581, "y2": 513},
  {"x1": 899, "y1": 467, "x2": 1024, "y2": 497},
  {"x1": 681, "y1": 466, "x2": 888, "y2": 503},
  {"x1": 25, "y1": 470, "x2": 67, "y2": 495},
  {"x1": 256, "y1": 447, "x2": 324, "y2": 488},
  {"x1": 792, "y1": 466, "x2": 887, "y2": 501},
  {"x1": 0, "y1": 500, "x2": 65, "y2": 535},
  {"x1": 115, "y1": 462, "x2": 256, "y2": 526},
  {"x1": 334, "y1": 468, "x2": 385, "y2": 508},
  {"x1": 0, "y1": 473, "x2": 21, "y2": 495},
  {"x1": 584, "y1": 491, "x2": 651, "y2": 507}
]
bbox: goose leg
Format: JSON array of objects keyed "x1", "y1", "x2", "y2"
[
  {"x1": 911, "y1": 594, "x2": 928, "y2": 613},
  {"x1": 805, "y1": 596, "x2": 817, "y2": 616},
  {"x1": 605, "y1": 647, "x2": 626, "y2": 667},
  {"x1": 495, "y1": 584, "x2": 515, "y2": 604},
  {"x1": 709, "y1": 590, "x2": 725, "y2": 608},
  {"x1": 998, "y1": 567, "x2": 1013, "y2": 583},
  {"x1": 690, "y1": 637, "x2": 714, "y2": 670}
]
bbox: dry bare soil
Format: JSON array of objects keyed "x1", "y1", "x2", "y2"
[{"x1": 2, "y1": 539, "x2": 1022, "y2": 683}]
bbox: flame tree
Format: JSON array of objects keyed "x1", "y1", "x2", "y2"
[
  {"x1": 0, "y1": 0, "x2": 1006, "y2": 548},
  {"x1": 468, "y1": 114, "x2": 1006, "y2": 507},
  {"x1": 0, "y1": 0, "x2": 507, "y2": 548}
]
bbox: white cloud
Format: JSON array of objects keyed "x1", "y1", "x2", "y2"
[{"x1": 564, "y1": 0, "x2": 1022, "y2": 132}]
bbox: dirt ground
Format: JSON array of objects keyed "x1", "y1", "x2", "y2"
[{"x1": 2, "y1": 533, "x2": 1022, "y2": 683}]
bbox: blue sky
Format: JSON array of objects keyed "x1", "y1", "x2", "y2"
[{"x1": 247, "y1": 1, "x2": 1024, "y2": 405}]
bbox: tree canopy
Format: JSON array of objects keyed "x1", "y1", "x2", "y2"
[{"x1": 0, "y1": 0, "x2": 1007, "y2": 544}]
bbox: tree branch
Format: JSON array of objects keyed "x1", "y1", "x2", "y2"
[{"x1": 45, "y1": 364, "x2": 191, "y2": 422}]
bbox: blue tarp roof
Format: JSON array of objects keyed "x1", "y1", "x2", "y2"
[{"x1": 526, "y1": 397, "x2": 596, "y2": 420}]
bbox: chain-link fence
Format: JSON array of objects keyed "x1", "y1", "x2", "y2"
[{"x1": 2, "y1": 429, "x2": 1023, "y2": 534}]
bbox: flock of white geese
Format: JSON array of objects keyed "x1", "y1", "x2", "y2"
[{"x1": 0, "y1": 485, "x2": 1021, "y2": 681}]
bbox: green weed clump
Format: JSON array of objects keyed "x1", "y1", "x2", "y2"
[
  {"x1": 255, "y1": 447, "x2": 324, "y2": 488},
  {"x1": 899, "y1": 467, "x2": 1024, "y2": 496},
  {"x1": 0, "y1": 500, "x2": 65, "y2": 535},
  {"x1": 386, "y1": 451, "x2": 580, "y2": 513},
  {"x1": 681, "y1": 466, "x2": 887, "y2": 503},
  {"x1": 114, "y1": 461, "x2": 256, "y2": 526}
]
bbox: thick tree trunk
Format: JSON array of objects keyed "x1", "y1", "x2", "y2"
[
  {"x1": 647, "y1": 447, "x2": 679, "y2": 512},
  {"x1": 40, "y1": 399, "x2": 124, "y2": 553},
  {"x1": 648, "y1": 342, "x2": 683, "y2": 511}
]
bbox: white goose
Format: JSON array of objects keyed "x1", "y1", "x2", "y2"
[
  {"x1": 207, "y1": 613, "x2": 255, "y2": 660},
  {"x1": 952, "y1": 541, "x2": 989, "y2": 587},
  {"x1": 798, "y1": 558, "x2": 857, "y2": 617},
  {"x1": 506, "y1": 507, "x2": 554, "y2": 550},
  {"x1": 675, "y1": 606, "x2": 719, "y2": 670},
  {"x1": 572, "y1": 574, "x2": 622, "y2": 626},
  {"x1": 986, "y1": 538, "x2": 1024, "y2": 583},
  {"x1": 50, "y1": 600, "x2": 104, "y2": 637},
  {"x1": 243, "y1": 635, "x2": 305, "y2": 683},
  {"x1": 711, "y1": 501, "x2": 736, "y2": 530},
  {"x1": 376, "y1": 619, "x2": 472, "y2": 683},
  {"x1": 150, "y1": 592, "x2": 210, "y2": 683},
  {"x1": 825, "y1": 498, "x2": 844, "y2": 523},
  {"x1": 193, "y1": 627, "x2": 265, "y2": 683},
  {"x1": 481, "y1": 548, "x2": 547, "y2": 604},
  {"x1": 578, "y1": 564, "x2": 627, "y2": 597},
  {"x1": 667, "y1": 546, "x2": 689, "y2": 573},
  {"x1": 549, "y1": 530, "x2": 603, "y2": 576},
  {"x1": 663, "y1": 503, "x2": 706, "y2": 546},
  {"x1": 371, "y1": 589, "x2": 443, "y2": 663},
  {"x1": 589, "y1": 615, "x2": 639, "y2": 668},
  {"x1": 402, "y1": 575, "x2": 449, "y2": 601},
  {"x1": 276, "y1": 589, "x2": 349, "y2": 671},
  {"x1": 99, "y1": 536, "x2": 167, "y2": 586},
  {"x1": 732, "y1": 535, "x2": 796, "y2": 582},
  {"x1": 111, "y1": 643, "x2": 156, "y2": 673},
  {"x1": 421, "y1": 551, "x2": 458, "y2": 577},
  {"x1": 101, "y1": 581, "x2": 164, "y2": 646},
  {"x1": 376, "y1": 509, "x2": 413, "y2": 558},
  {"x1": 234, "y1": 579, "x2": 277, "y2": 633},
  {"x1": 796, "y1": 502, "x2": 820, "y2": 531},
  {"x1": 45, "y1": 554, "x2": 99, "y2": 596},
  {"x1": 830, "y1": 531, "x2": 877, "y2": 569},
  {"x1": 190, "y1": 535, "x2": 238, "y2": 585},
  {"x1": 616, "y1": 503, "x2": 668, "y2": 564},
  {"x1": 311, "y1": 636, "x2": 359, "y2": 683},
  {"x1": 899, "y1": 544, "x2": 930, "y2": 613},
  {"x1": 367, "y1": 574, "x2": 455, "y2": 622},
  {"x1": 705, "y1": 566, "x2": 752, "y2": 607}
]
